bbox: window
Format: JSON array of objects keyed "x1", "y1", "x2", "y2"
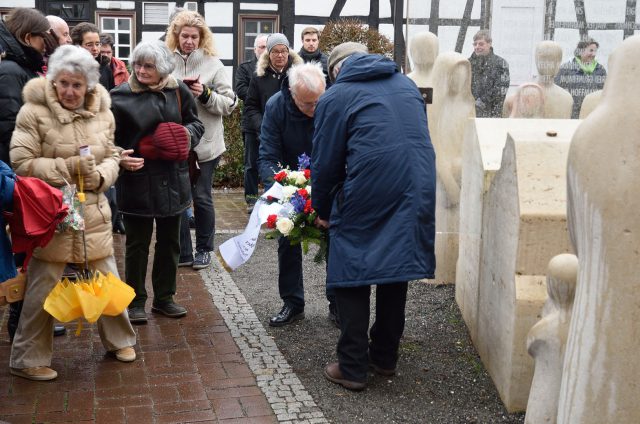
[
  {"x1": 238, "y1": 15, "x2": 279, "y2": 63},
  {"x1": 0, "y1": 9, "x2": 12, "y2": 20},
  {"x1": 46, "y1": 1, "x2": 90, "y2": 25},
  {"x1": 143, "y1": 2, "x2": 170, "y2": 25},
  {"x1": 97, "y1": 11, "x2": 136, "y2": 63}
]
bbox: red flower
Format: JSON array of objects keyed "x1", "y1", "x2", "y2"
[
  {"x1": 297, "y1": 188, "x2": 308, "y2": 199},
  {"x1": 304, "y1": 199, "x2": 313, "y2": 214},
  {"x1": 304, "y1": 169, "x2": 311, "y2": 179},
  {"x1": 266, "y1": 214, "x2": 277, "y2": 229},
  {"x1": 266, "y1": 195, "x2": 275, "y2": 202},
  {"x1": 274, "y1": 171, "x2": 287, "y2": 182}
]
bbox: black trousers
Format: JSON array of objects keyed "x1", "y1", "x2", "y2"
[
  {"x1": 277, "y1": 237, "x2": 304, "y2": 311},
  {"x1": 123, "y1": 214, "x2": 181, "y2": 308},
  {"x1": 335, "y1": 282, "x2": 408, "y2": 382}
]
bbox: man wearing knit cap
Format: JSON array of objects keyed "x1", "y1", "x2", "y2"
[
  {"x1": 312, "y1": 42, "x2": 436, "y2": 391},
  {"x1": 243, "y1": 33, "x2": 302, "y2": 212}
]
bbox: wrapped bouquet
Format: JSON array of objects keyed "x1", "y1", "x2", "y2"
[{"x1": 264, "y1": 154, "x2": 327, "y2": 263}]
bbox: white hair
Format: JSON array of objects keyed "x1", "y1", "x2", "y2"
[
  {"x1": 288, "y1": 61, "x2": 326, "y2": 94},
  {"x1": 46, "y1": 45, "x2": 100, "y2": 89},
  {"x1": 130, "y1": 40, "x2": 176, "y2": 77},
  {"x1": 254, "y1": 34, "x2": 268, "y2": 47}
]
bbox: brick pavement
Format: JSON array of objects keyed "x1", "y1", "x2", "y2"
[{"x1": 0, "y1": 189, "x2": 292, "y2": 424}]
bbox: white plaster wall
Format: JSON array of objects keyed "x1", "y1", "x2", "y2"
[
  {"x1": 241, "y1": 2, "x2": 278, "y2": 11},
  {"x1": 340, "y1": 0, "x2": 370, "y2": 16},
  {"x1": 439, "y1": 0, "x2": 481, "y2": 19},
  {"x1": 0, "y1": 0, "x2": 34, "y2": 6},
  {"x1": 205, "y1": 2, "x2": 234, "y2": 27},
  {"x1": 96, "y1": 1, "x2": 136, "y2": 10},
  {"x1": 295, "y1": 0, "x2": 333, "y2": 16},
  {"x1": 140, "y1": 31, "x2": 166, "y2": 42},
  {"x1": 214, "y1": 33, "x2": 234, "y2": 60}
]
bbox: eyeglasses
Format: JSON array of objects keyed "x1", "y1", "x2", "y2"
[
  {"x1": 133, "y1": 62, "x2": 157, "y2": 71},
  {"x1": 83, "y1": 42, "x2": 102, "y2": 48},
  {"x1": 292, "y1": 92, "x2": 318, "y2": 110},
  {"x1": 270, "y1": 49, "x2": 289, "y2": 57}
]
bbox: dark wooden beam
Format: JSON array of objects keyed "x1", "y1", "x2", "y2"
[
  {"x1": 281, "y1": 0, "x2": 295, "y2": 43},
  {"x1": 392, "y1": 0, "x2": 405, "y2": 68},
  {"x1": 544, "y1": 0, "x2": 558, "y2": 40},
  {"x1": 455, "y1": 0, "x2": 475, "y2": 53},
  {"x1": 624, "y1": 0, "x2": 636, "y2": 39},
  {"x1": 573, "y1": 0, "x2": 588, "y2": 40},
  {"x1": 369, "y1": 0, "x2": 380, "y2": 30},
  {"x1": 330, "y1": 0, "x2": 348, "y2": 19},
  {"x1": 481, "y1": 0, "x2": 492, "y2": 29},
  {"x1": 429, "y1": 0, "x2": 440, "y2": 34}
]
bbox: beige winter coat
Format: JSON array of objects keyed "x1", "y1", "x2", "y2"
[
  {"x1": 172, "y1": 49, "x2": 237, "y2": 162},
  {"x1": 10, "y1": 77, "x2": 120, "y2": 263}
]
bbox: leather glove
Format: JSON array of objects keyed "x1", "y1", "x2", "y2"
[
  {"x1": 153, "y1": 122, "x2": 189, "y2": 161},
  {"x1": 82, "y1": 170, "x2": 102, "y2": 191},
  {"x1": 65, "y1": 154, "x2": 96, "y2": 176}
]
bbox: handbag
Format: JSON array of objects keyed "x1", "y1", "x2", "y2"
[
  {"x1": 176, "y1": 88, "x2": 201, "y2": 184},
  {"x1": 0, "y1": 272, "x2": 26, "y2": 305}
]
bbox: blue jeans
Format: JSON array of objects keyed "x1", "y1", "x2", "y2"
[
  {"x1": 243, "y1": 131, "x2": 260, "y2": 204},
  {"x1": 180, "y1": 157, "x2": 219, "y2": 258}
]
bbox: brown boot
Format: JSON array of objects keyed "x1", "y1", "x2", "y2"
[
  {"x1": 323, "y1": 362, "x2": 366, "y2": 391},
  {"x1": 10, "y1": 366, "x2": 57, "y2": 381}
]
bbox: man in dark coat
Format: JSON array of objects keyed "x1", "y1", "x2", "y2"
[
  {"x1": 234, "y1": 34, "x2": 268, "y2": 103},
  {"x1": 297, "y1": 26, "x2": 330, "y2": 87},
  {"x1": 468, "y1": 30, "x2": 510, "y2": 117},
  {"x1": 258, "y1": 62, "x2": 327, "y2": 327},
  {"x1": 555, "y1": 38, "x2": 607, "y2": 118},
  {"x1": 312, "y1": 43, "x2": 436, "y2": 391},
  {"x1": 243, "y1": 33, "x2": 302, "y2": 212}
]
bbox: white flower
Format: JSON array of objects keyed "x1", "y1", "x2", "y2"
[
  {"x1": 276, "y1": 217, "x2": 294, "y2": 236},
  {"x1": 305, "y1": 185, "x2": 312, "y2": 195},
  {"x1": 282, "y1": 185, "x2": 297, "y2": 201},
  {"x1": 288, "y1": 171, "x2": 307, "y2": 186}
]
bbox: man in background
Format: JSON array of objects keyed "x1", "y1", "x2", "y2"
[
  {"x1": 297, "y1": 26, "x2": 330, "y2": 86},
  {"x1": 46, "y1": 15, "x2": 71, "y2": 46},
  {"x1": 468, "y1": 30, "x2": 510, "y2": 117}
]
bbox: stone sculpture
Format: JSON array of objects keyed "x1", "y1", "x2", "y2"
[
  {"x1": 525, "y1": 253, "x2": 577, "y2": 424},
  {"x1": 557, "y1": 34, "x2": 640, "y2": 424},
  {"x1": 578, "y1": 89, "x2": 601, "y2": 118},
  {"x1": 503, "y1": 41, "x2": 572, "y2": 119},
  {"x1": 428, "y1": 52, "x2": 475, "y2": 283},
  {"x1": 509, "y1": 83, "x2": 545, "y2": 118},
  {"x1": 407, "y1": 31, "x2": 438, "y2": 89}
]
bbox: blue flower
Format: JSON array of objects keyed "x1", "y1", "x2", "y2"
[
  {"x1": 290, "y1": 192, "x2": 306, "y2": 214},
  {"x1": 298, "y1": 153, "x2": 311, "y2": 170}
]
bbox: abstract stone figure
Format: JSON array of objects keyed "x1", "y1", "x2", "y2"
[
  {"x1": 525, "y1": 253, "x2": 577, "y2": 424},
  {"x1": 407, "y1": 31, "x2": 439, "y2": 89},
  {"x1": 509, "y1": 83, "x2": 545, "y2": 118},
  {"x1": 428, "y1": 52, "x2": 475, "y2": 283},
  {"x1": 504, "y1": 41, "x2": 572, "y2": 119},
  {"x1": 578, "y1": 89, "x2": 601, "y2": 118},
  {"x1": 558, "y1": 35, "x2": 640, "y2": 424}
]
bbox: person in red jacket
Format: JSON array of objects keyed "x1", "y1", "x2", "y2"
[{"x1": 100, "y1": 33, "x2": 130, "y2": 87}]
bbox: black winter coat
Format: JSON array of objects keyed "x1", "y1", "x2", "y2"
[
  {"x1": 555, "y1": 57, "x2": 607, "y2": 118},
  {"x1": 242, "y1": 52, "x2": 302, "y2": 135},
  {"x1": 0, "y1": 22, "x2": 44, "y2": 163},
  {"x1": 298, "y1": 48, "x2": 331, "y2": 87},
  {"x1": 233, "y1": 57, "x2": 256, "y2": 103},
  {"x1": 110, "y1": 75, "x2": 204, "y2": 217},
  {"x1": 469, "y1": 49, "x2": 510, "y2": 117}
]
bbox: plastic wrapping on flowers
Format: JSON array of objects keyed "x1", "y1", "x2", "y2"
[{"x1": 264, "y1": 154, "x2": 328, "y2": 263}]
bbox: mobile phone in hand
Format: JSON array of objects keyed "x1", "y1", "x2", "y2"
[{"x1": 183, "y1": 75, "x2": 200, "y2": 87}]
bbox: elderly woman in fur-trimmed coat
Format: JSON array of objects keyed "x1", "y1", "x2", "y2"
[
  {"x1": 9, "y1": 45, "x2": 137, "y2": 381},
  {"x1": 165, "y1": 10, "x2": 238, "y2": 270}
]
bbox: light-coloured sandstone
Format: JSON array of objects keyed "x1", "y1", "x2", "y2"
[
  {"x1": 578, "y1": 89, "x2": 601, "y2": 118},
  {"x1": 456, "y1": 118, "x2": 581, "y2": 343},
  {"x1": 407, "y1": 31, "x2": 438, "y2": 89},
  {"x1": 427, "y1": 52, "x2": 475, "y2": 284},
  {"x1": 557, "y1": 34, "x2": 640, "y2": 424},
  {"x1": 524, "y1": 253, "x2": 577, "y2": 424},
  {"x1": 475, "y1": 131, "x2": 574, "y2": 412},
  {"x1": 509, "y1": 83, "x2": 545, "y2": 118}
]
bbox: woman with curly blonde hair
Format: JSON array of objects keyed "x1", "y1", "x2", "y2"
[{"x1": 165, "y1": 10, "x2": 237, "y2": 270}]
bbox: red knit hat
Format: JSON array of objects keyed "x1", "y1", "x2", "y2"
[{"x1": 152, "y1": 122, "x2": 189, "y2": 161}]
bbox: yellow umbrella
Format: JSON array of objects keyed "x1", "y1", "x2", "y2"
[{"x1": 101, "y1": 272, "x2": 135, "y2": 316}]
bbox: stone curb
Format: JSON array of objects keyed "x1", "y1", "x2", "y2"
[{"x1": 200, "y1": 255, "x2": 328, "y2": 424}]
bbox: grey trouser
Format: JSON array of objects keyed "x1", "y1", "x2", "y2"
[{"x1": 10, "y1": 256, "x2": 137, "y2": 369}]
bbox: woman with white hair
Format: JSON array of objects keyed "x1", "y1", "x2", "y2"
[
  {"x1": 9, "y1": 44, "x2": 137, "y2": 381},
  {"x1": 110, "y1": 41, "x2": 204, "y2": 324},
  {"x1": 165, "y1": 10, "x2": 237, "y2": 270}
]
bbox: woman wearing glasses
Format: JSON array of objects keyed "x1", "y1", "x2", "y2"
[
  {"x1": 70, "y1": 22, "x2": 114, "y2": 91},
  {"x1": 110, "y1": 41, "x2": 204, "y2": 324}
]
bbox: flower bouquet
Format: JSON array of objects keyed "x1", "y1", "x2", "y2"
[{"x1": 264, "y1": 154, "x2": 327, "y2": 263}]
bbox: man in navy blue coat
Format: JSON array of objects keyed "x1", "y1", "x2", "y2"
[
  {"x1": 258, "y1": 62, "x2": 327, "y2": 326},
  {"x1": 312, "y1": 43, "x2": 436, "y2": 391}
]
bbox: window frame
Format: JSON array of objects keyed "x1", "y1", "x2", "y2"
[
  {"x1": 96, "y1": 10, "x2": 136, "y2": 64},
  {"x1": 142, "y1": 2, "x2": 170, "y2": 26},
  {"x1": 237, "y1": 14, "x2": 279, "y2": 64}
]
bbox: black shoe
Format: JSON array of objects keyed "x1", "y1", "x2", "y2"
[
  {"x1": 152, "y1": 302, "x2": 187, "y2": 318},
  {"x1": 53, "y1": 324, "x2": 66, "y2": 337},
  {"x1": 269, "y1": 305, "x2": 304, "y2": 327},
  {"x1": 128, "y1": 306, "x2": 148, "y2": 324},
  {"x1": 188, "y1": 215, "x2": 196, "y2": 228},
  {"x1": 178, "y1": 256, "x2": 194, "y2": 267},
  {"x1": 328, "y1": 303, "x2": 340, "y2": 329}
]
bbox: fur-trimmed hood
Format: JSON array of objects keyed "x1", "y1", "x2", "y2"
[
  {"x1": 22, "y1": 77, "x2": 111, "y2": 124},
  {"x1": 255, "y1": 50, "x2": 303, "y2": 77}
]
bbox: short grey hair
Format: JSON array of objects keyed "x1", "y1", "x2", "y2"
[
  {"x1": 130, "y1": 40, "x2": 175, "y2": 77},
  {"x1": 254, "y1": 34, "x2": 268, "y2": 47},
  {"x1": 46, "y1": 45, "x2": 100, "y2": 89},
  {"x1": 288, "y1": 62, "x2": 326, "y2": 94}
]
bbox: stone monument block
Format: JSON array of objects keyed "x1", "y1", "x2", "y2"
[
  {"x1": 456, "y1": 118, "x2": 581, "y2": 343},
  {"x1": 475, "y1": 132, "x2": 574, "y2": 412}
]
